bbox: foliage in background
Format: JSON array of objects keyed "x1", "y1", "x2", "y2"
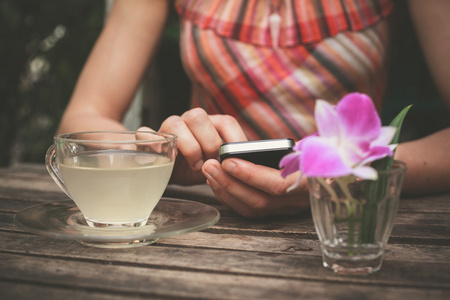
[{"x1": 0, "y1": 0, "x2": 104, "y2": 166}]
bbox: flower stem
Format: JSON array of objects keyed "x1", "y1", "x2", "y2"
[
  {"x1": 336, "y1": 177, "x2": 360, "y2": 256},
  {"x1": 317, "y1": 177, "x2": 341, "y2": 217}
]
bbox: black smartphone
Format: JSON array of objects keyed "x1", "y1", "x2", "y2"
[{"x1": 219, "y1": 138, "x2": 295, "y2": 169}]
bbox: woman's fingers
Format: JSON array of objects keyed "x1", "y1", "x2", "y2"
[
  {"x1": 202, "y1": 159, "x2": 309, "y2": 218},
  {"x1": 180, "y1": 108, "x2": 224, "y2": 160},
  {"x1": 221, "y1": 158, "x2": 305, "y2": 196},
  {"x1": 160, "y1": 114, "x2": 206, "y2": 171},
  {"x1": 160, "y1": 108, "x2": 247, "y2": 172},
  {"x1": 209, "y1": 114, "x2": 248, "y2": 143}
]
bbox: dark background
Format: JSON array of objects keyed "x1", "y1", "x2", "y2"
[
  {"x1": 1, "y1": 0, "x2": 449, "y2": 168},
  {"x1": 1, "y1": 0, "x2": 104, "y2": 166}
]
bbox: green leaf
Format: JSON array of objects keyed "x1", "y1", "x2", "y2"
[
  {"x1": 389, "y1": 105, "x2": 413, "y2": 146},
  {"x1": 371, "y1": 105, "x2": 412, "y2": 171},
  {"x1": 360, "y1": 105, "x2": 412, "y2": 244}
]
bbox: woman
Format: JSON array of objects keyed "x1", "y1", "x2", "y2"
[{"x1": 58, "y1": 0, "x2": 450, "y2": 217}]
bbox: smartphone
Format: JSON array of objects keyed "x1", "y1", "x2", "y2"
[{"x1": 219, "y1": 138, "x2": 295, "y2": 169}]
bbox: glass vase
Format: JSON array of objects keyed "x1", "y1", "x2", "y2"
[{"x1": 308, "y1": 161, "x2": 407, "y2": 275}]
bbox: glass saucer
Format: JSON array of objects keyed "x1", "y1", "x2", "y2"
[{"x1": 14, "y1": 197, "x2": 220, "y2": 248}]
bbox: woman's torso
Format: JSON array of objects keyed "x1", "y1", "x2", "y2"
[{"x1": 175, "y1": 0, "x2": 394, "y2": 140}]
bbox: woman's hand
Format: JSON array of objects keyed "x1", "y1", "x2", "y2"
[
  {"x1": 153, "y1": 107, "x2": 310, "y2": 217},
  {"x1": 156, "y1": 108, "x2": 248, "y2": 185},
  {"x1": 202, "y1": 158, "x2": 310, "y2": 218}
]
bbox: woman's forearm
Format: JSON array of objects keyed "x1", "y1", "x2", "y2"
[
  {"x1": 395, "y1": 128, "x2": 450, "y2": 195},
  {"x1": 57, "y1": 0, "x2": 170, "y2": 134},
  {"x1": 57, "y1": 112, "x2": 128, "y2": 134}
]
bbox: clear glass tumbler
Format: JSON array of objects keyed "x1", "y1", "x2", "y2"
[{"x1": 308, "y1": 161, "x2": 407, "y2": 275}]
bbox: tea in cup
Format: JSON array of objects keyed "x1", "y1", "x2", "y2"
[{"x1": 46, "y1": 131, "x2": 177, "y2": 228}]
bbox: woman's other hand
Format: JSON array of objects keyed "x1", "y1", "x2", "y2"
[{"x1": 202, "y1": 158, "x2": 310, "y2": 218}]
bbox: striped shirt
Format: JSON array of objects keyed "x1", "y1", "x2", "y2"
[{"x1": 174, "y1": 0, "x2": 394, "y2": 140}]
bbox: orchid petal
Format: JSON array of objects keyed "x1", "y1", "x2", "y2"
[
  {"x1": 351, "y1": 165, "x2": 378, "y2": 180},
  {"x1": 389, "y1": 144, "x2": 398, "y2": 151},
  {"x1": 337, "y1": 93, "x2": 381, "y2": 141},
  {"x1": 292, "y1": 133, "x2": 318, "y2": 152},
  {"x1": 279, "y1": 152, "x2": 301, "y2": 178},
  {"x1": 279, "y1": 93, "x2": 398, "y2": 181},
  {"x1": 371, "y1": 126, "x2": 397, "y2": 146},
  {"x1": 315, "y1": 99, "x2": 339, "y2": 139},
  {"x1": 301, "y1": 137, "x2": 352, "y2": 177},
  {"x1": 339, "y1": 140, "x2": 371, "y2": 166},
  {"x1": 362, "y1": 145, "x2": 394, "y2": 165}
]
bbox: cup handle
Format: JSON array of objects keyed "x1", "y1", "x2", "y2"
[{"x1": 45, "y1": 144, "x2": 71, "y2": 198}]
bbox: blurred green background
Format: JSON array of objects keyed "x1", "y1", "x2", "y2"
[
  {"x1": 1, "y1": 0, "x2": 104, "y2": 166},
  {"x1": 1, "y1": 0, "x2": 449, "y2": 168}
]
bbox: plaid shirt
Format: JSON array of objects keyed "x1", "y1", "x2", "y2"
[
  {"x1": 174, "y1": 0, "x2": 394, "y2": 140},
  {"x1": 175, "y1": 0, "x2": 393, "y2": 47}
]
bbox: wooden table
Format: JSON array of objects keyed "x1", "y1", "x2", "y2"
[{"x1": 0, "y1": 164, "x2": 449, "y2": 299}]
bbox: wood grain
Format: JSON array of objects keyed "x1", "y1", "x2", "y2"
[{"x1": 0, "y1": 164, "x2": 449, "y2": 299}]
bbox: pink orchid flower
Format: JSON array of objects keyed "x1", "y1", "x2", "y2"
[{"x1": 280, "y1": 93, "x2": 397, "y2": 186}]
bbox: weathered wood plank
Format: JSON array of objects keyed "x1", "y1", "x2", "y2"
[
  {"x1": 2, "y1": 197, "x2": 450, "y2": 245},
  {"x1": 1, "y1": 207, "x2": 449, "y2": 263},
  {"x1": 0, "y1": 253, "x2": 448, "y2": 300},
  {"x1": 3, "y1": 210, "x2": 449, "y2": 244},
  {"x1": 395, "y1": 212, "x2": 450, "y2": 226},
  {"x1": 1, "y1": 227, "x2": 449, "y2": 264},
  {"x1": 161, "y1": 233, "x2": 450, "y2": 264},
  {"x1": 0, "y1": 189, "x2": 67, "y2": 208},
  {"x1": 1, "y1": 163, "x2": 48, "y2": 175},
  {"x1": 0, "y1": 176, "x2": 61, "y2": 193},
  {"x1": 1, "y1": 164, "x2": 450, "y2": 300},
  {"x1": 398, "y1": 193, "x2": 450, "y2": 213},
  {"x1": 2, "y1": 165, "x2": 450, "y2": 213},
  {"x1": 0, "y1": 282, "x2": 151, "y2": 300},
  {"x1": 390, "y1": 224, "x2": 450, "y2": 243},
  {"x1": 0, "y1": 199, "x2": 46, "y2": 213},
  {"x1": 0, "y1": 213, "x2": 14, "y2": 230},
  {"x1": 1, "y1": 232, "x2": 449, "y2": 289},
  {"x1": 156, "y1": 185, "x2": 450, "y2": 214}
]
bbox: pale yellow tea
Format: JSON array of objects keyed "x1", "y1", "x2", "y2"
[{"x1": 59, "y1": 150, "x2": 174, "y2": 226}]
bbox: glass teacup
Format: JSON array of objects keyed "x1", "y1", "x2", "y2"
[{"x1": 46, "y1": 131, "x2": 177, "y2": 228}]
